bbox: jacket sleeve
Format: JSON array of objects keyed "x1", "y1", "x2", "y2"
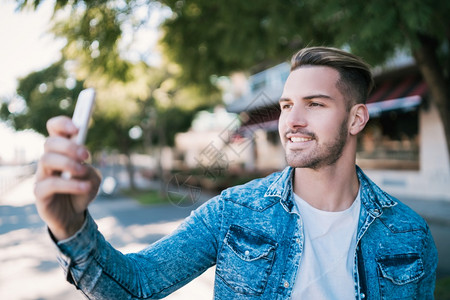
[
  {"x1": 419, "y1": 224, "x2": 438, "y2": 299},
  {"x1": 55, "y1": 196, "x2": 223, "y2": 299}
]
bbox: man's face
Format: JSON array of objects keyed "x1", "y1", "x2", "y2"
[{"x1": 278, "y1": 66, "x2": 351, "y2": 169}]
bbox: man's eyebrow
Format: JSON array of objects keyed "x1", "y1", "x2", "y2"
[
  {"x1": 279, "y1": 94, "x2": 333, "y2": 102},
  {"x1": 303, "y1": 94, "x2": 333, "y2": 100}
]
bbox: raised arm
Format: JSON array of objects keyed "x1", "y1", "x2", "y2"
[{"x1": 35, "y1": 116, "x2": 221, "y2": 299}]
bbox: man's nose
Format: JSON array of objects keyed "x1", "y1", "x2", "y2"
[{"x1": 285, "y1": 105, "x2": 307, "y2": 128}]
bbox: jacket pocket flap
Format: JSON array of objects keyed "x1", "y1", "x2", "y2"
[
  {"x1": 377, "y1": 253, "x2": 424, "y2": 285},
  {"x1": 224, "y1": 225, "x2": 277, "y2": 261}
]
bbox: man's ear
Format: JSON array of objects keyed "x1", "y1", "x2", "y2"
[{"x1": 349, "y1": 104, "x2": 369, "y2": 136}]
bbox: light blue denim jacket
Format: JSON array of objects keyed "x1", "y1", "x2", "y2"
[{"x1": 55, "y1": 166, "x2": 438, "y2": 299}]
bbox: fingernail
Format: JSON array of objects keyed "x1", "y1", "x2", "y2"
[
  {"x1": 77, "y1": 148, "x2": 89, "y2": 160},
  {"x1": 66, "y1": 121, "x2": 77, "y2": 133},
  {"x1": 79, "y1": 182, "x2": 90, "y2": 191},
  {"x1": 76, "y1": 163, "x2": 86, "y2": 173}
]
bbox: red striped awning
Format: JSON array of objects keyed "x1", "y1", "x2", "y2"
[{"x1": 367, "y1": 73, "x2": 427, "y2": 116}]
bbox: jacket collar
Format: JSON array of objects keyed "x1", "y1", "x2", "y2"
[
  {"x1": 264, "y1": 165, "x2": 397, "y2": 215},
  {"x1": 356, "y1": 165, "x2": 397, "y2": 217},
  {"x1": 265, "y1": 166, "x2": 295, "y2": 213},
  {"x1": 265, "y1": 166, "x2": 293, "y2": 198}
]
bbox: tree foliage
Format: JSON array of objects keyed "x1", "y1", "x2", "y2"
[
  {"x1": 51, "y1": 1, "x2": 134, "y2": 82},
  {"x1": 159, "y1": 0, "x2": 449, "y2": 86},
  {"x1": 14, "y1": 0, "x2": 450, "y2": 156},
  {"x1": 164, "y1": 0, "x2": 450, "y2": 155},
  {"x1": 1, "y1": 58, "x2": 212, "y2": 149},
  {"x1": 16, "y1": 0, "x2": 449, "y2": 81},
  {"x1": 0, "y1": 60, "x2": 84, "y2": 135}
]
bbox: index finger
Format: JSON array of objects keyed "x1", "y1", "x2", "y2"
[{"x1": 46, "y1": 116, "x2": 78, "y2": 137}]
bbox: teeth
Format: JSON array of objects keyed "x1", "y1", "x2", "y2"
[{"x1": 290, "y1": 137, "x2": 312, "y2": 142}]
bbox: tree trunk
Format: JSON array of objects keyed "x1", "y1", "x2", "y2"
[
  {"x1": 121, "y1": 141, "x2": 136, "y2": 191},
  {"x1": 125, "y1": 151, "x2": 136, "y2": 191},
  {"x1": 157, "y1": 118, "x2": 168, "y2": 198},
  {"x1": 412, "y1": 35, "x2": 450, "y2": 160}
]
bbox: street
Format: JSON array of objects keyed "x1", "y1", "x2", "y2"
[
  {"x1": 0, "y1": 177, "x2": 214, "y2": 300},
  {"x1": 1, "y1": 176, "x2": 449, "y2": 299}
]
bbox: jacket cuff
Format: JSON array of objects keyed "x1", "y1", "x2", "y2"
[{"x1": 50, "y1": 211, "x2": 98, "y2": 283}]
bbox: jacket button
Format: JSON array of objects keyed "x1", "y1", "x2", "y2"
[
  {"x1": 244, "y1": 250, "x2": 250, "y2": 256},
  {"x1": 284, "y1": 281, "x2": 289, "y2": 288},
  {"x1": 361, "y1": 292, "x2": 366, "y2": 299}
]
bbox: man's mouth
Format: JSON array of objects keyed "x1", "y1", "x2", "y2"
[{"x1": 289, "y1": 136, "x2": 313, "y2": 143}]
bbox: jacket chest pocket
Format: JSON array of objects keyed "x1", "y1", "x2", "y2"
[
  {"x1": 376, "y1": 253, "x2": 424, "y2": 300},
  {"x1": 216, "y1": 225, "x2": 277, "y2": 296}
]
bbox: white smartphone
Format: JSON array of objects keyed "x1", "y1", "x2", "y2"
[
  {"x1": 71, "y1": 88, "x2": 96, "y2": 145},
  {"x1": 62, "y1": 88, "x2": 96, "y2": 179}
]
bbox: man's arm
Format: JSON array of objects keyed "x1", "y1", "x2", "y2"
[
  {"x1": 54, "y1": 197, "x2": 221, "y2": 299},
  {"x1": 35, "y1": 116, "x2": 221, "y2": 299},
  {"x1": 419, "y1": 225, "x2": 438, "y2": 299}
]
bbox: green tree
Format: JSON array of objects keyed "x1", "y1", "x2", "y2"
[
  {"x1": 15, "y1": 0, "x2": 450, "y2": 156},
  {"x1": 160, "y1": 0, "x2": 450, "y2": 157},
  {"x1": 0, "y1": 60, "x2": 84, "y2": 135},
  {"x1": 0, "y1": 57, "x2": 214, "y2": 190}
]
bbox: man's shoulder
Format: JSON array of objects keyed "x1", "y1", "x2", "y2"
[
  {"x1": 219, "y1": 170, "x2": 285, "y2": 211},
  {"x1": 357, "y1": 167, "x2": 429, "y2": 232},
  {"x1": 380, "y1": 197, "x2": 429, "y2": 232}
]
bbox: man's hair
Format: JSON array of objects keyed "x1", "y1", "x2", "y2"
[{"x1": 291, "y1": 47, "x2": 374, "y2": 107}]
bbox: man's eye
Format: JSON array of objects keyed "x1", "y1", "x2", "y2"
[
  {"x1": 309, "y1": 102, "x2": 323, "y2": 107},
  {"x1": 281, "y1": 103, "x2": 292, "y2": 110}
]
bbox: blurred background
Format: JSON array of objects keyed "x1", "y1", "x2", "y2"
[{"x1": 0, "y1": 0, "x2": 449, "y2": 299}]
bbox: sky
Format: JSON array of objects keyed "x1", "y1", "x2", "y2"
[
  {"x1": 0, "y1": 0, "x2": 64, "y2": 97},
  {"x1": 0, "y1": 0, "x2": 62, "y2": 163},
  {"x1": 0, "y1": 1, "x2": 168, "y2": 164}
]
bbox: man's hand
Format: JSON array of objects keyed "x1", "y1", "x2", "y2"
[{"x1": 34, "y1": 116, "x2": 101, "y2": 241}]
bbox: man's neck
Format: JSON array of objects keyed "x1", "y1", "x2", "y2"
[{"x1": 293, "y1": 162, "x2": 360, "y2": 212}]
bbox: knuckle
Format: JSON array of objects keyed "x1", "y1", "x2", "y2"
[
  {"x1": 34, "y1": 164, "x2": 45, "y2": 180},
  {"x1": 63, "y1": 159, "x2": 76, "y2": 172},
  {"x1": 47, "y1": 116, "x2": 73, "y2": 136},
  {"x1": 40, "y1": 153, "x2": 51, "y2": 165},
  {"x1": 44, "y1": 137, "x2": 78, "y2": 158},
  {"x1": 33, "y1": 183, "x2": 40, "y2": 198},
  {"x1": 34, "y1": 179, "x2": 52, "y2": 199},
  {"x1": 43, "y1": 138, "x2": 52, "y2": 151},
  {"x1": 46, "y1": 117, "x2": 61, "y2": 134},
  {"x1": 46, "y1": 118, "x2": 54, "y2": 132}
]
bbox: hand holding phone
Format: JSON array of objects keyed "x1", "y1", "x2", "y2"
[{"x1": 62, "y1": 88, "x2": 96, "y2": 179}]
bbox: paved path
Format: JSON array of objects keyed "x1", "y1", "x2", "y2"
[{"x1": 0, "y1": 177, "x2": 214, "y2": 300}]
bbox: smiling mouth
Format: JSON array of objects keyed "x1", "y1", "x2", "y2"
[{"x1": 289, "y1": 136, "x2": 313, "y2": 143}]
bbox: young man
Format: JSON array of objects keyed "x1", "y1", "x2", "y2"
[{"x1": 35, "y1": 47, "x2": 437, "y2": 299}]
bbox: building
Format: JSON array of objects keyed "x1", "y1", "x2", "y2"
[{"x1": 226, "y1": 61, "x2": 450, "y2": 200}]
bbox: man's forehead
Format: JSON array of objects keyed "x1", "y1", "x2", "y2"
[
  {"x1": 282, "y1": 66, "x2": 340, "y2": 97},
  {"x1": 289, "y1": 64, "x2": 340, "y2": 76}
]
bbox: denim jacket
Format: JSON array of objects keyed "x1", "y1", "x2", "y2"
[{"x1": 55, "y1": 166, "x2": 438, "y2": 299}]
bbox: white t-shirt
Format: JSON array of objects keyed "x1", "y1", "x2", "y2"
[{"x1": 291, "y1": 189, "x2": 361, "y2": 299}]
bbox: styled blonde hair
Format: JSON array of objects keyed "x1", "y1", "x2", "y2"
[{"x1": 291, "y1": 47, "x2": 374, "y2": 106}]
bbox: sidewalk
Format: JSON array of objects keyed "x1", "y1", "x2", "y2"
[{"x1": 0, "y1": 177, "x2": 214, "y2": 300}]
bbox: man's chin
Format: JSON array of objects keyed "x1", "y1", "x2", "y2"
[
  {"x1": 286, "y1": 160, "x2": 309, "y2": 169},
  {"x1": 285, "y1": 156, "x2": 321, "y2": 170}
]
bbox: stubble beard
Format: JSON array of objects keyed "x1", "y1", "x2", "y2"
[{"x1": 285, "y1": 117, "x2": 349, "y2": 170}]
